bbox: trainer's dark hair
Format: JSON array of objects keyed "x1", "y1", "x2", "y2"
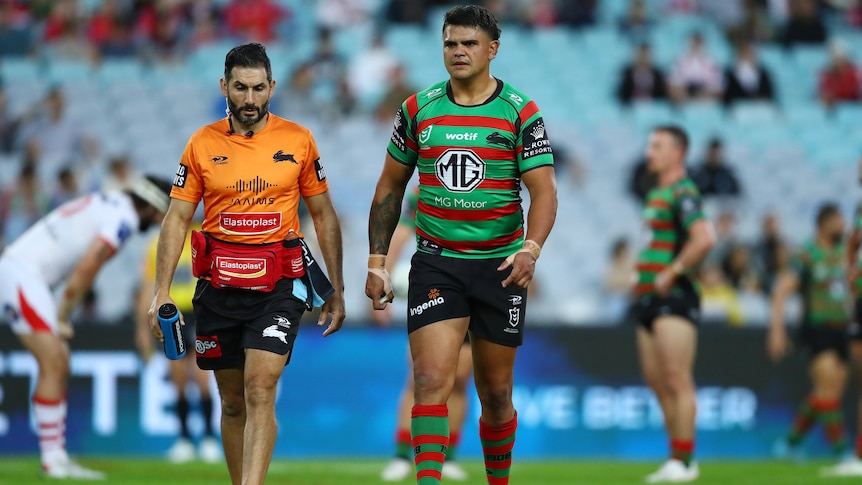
[
  {"x1": 224, "y1": 43, "x2": 272, "y2": 82},
  {"x1": 816, "y1": 202, "x2": 841, "y2": 226},
  {"x1": 443, "y1": 5, "x2": 501, "y2": 41},
  {"x1": 653, "y1": 124, "x2": 689, "y2": 153}
]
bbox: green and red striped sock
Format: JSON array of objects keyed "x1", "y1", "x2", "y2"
[
  {"x1": 394, "y1": 428, "x2": 412, "y2": 460},
  {"x1": 670, "y1": 439, "x2": 694, "y2": 466},
  {"x1": 480, "y1": 413, "x2": 517, "y2": 485},
  {"x1": 787, "y1": 395, "x2": 818, "y2": 446},
  {"x1": 448, "y1": 430, "x2": 461, "y2": 461},
  {"x1": 816, "y1": 399, "x2": 847, "y2": 455},
  {"x1": 411, "y1": 404, "x2": 449, "y2": 485}
]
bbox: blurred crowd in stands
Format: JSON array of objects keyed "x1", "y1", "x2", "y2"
[{"x1": 0, "y1": 0, "x2": 860, "y2": 326}]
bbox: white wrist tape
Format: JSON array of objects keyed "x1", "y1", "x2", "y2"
[{"x1": 368, "y1": 268, "x2": 394, "y2": 304}]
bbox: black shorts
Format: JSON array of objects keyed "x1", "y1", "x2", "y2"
[
  {"x1": 407, "y1": 251, "x2": 527, "y2": 347},
  {"x1": 629, "y1": 279, "x2": 701, "y2": 331},
  {"x1": 851, "y1": 299, "x2": 862, "y2": 342},
  {"x1": 192, "y1": 278, "x2": 306, "y2": 370},
  {"x1": 798, "y1": 324, "x2": 850, "y2": 361}
]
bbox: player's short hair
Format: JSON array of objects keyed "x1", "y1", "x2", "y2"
[
  {"x1": 816, "y1": 202, "x2": 841, "y2": 226},
  {"x1": 128, "y1": 175, "x2": 172, "y2": 213},
  {"x1": 653, "y1": 124, "x2": 689, "y2": 153},
  {"x1": 443, "y1": 5, "x2": 501, "y2": 41},
  {"x1": 224, "y1": 43, "x2": 272, "y2": 82}
]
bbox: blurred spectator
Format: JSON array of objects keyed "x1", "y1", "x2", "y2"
[
  {"x1": 50, "y1": 166, "x2": 79, "y2": 209},
  {"x1": 818, "y1": 41, "x2": 861, "y2": 106},
  {"x1": 753, "y1": 212, "x2": 787, "y2": 293},
  {"x1": 0, "y1": 0, "x2": 34, "y2": 56},
  {"x1": 375, "y1": 64, "x2": 415, "y2": 124},
  {"x1": 781, "y1": 0, "x2": 827, "y2": 47},
  {"x1": 348, "y1": 32, "x2": 399, "y2": 108},
  {"x1": 44, "y1": 8, "x2": 97, "y2": 62},
  {"x1": 602, "y1": 238, "x2": 635, "y2": 322},
  {"x1": 617, "y1": 43, "x2": 668, "y2": 105},
  {"x1": 707, "y1": 211, "x2": 739, "y2": 266},
  {"x1": 88, "y1": 0, "x2": 137, "y2": 58},
  {"x1": 186, "y1": 0, "x2": 221, "y2": 50},
  {"x1": 135, "y1": 0, "x2": 187, "y2": 61},
  {"x1": 291, "y1": 29, "x2": 355, "y2": 120},
  {"x1": 627, "y1": 156, "x2": 656, "y2": 203},
  {"x1": 723, "y1": 43, "x2": 776, "y2": 105},
  {"x1": 664, "y1": 0, "x2": 699, "y2": 15},
  {"x1": 18, "y1": 87, "x2": 98, "y2": 175},
  {"x1": 281, "y1": 63, "x2": 320, "y2": 122},
  {"x1": 692, "y1": 138, "x2": 742, "y2": 197},
  {"x1": 0, "y1": 83, "x2": 21, "y2": 153},
  {"x1": 0, "y1": 163, "x2": 49, "y2": 243},
  {"x1": 727, "y1": 0, "x2": 777, "y2": 44},
  {"x1": 699, "y1": 263, "x2": 745, "y2": 325},
  {"x1": 517, "y1": 0, "x2": 560, "y2": 28},
  {"x1": 317, "y1": 0, "x2": 373, "y2": 29},
  {"x1": 385, "y1": 0, "x2": 429, "y2": 24},
  {"x1": 668, "y1": 32, "x2": 724, "y2": 103},
  {"x1": 101, "y1": 156, "x2": 137, "y2": 192},
  {"x1": 722, "y1": 243, "x2": 761, "y2": 291},
  {"x1": 559, "y1": 0, "x2": 597, "y2": 28},
  {"x1": 619, "y1": 0, "x2": 653, "y2": 42},
  {"x1": 223, "y1": 0, "x2": 286, "y2": 43}
]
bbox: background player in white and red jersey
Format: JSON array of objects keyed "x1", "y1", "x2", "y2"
[{"x1": 0, "y1": 175, "x2": 172, "y2": 480}]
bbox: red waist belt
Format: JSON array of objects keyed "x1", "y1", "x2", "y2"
[{"x1": 190, "y1": 230, "x2": 305, "y2": 292}]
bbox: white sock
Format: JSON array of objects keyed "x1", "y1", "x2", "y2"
[{"x1": 33, "y1": 395, "x2": 67, "y2": 464}]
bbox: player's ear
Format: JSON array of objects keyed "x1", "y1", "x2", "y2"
[{"x1": 488, "y1": 39, "x2": 499, "y2": 61}]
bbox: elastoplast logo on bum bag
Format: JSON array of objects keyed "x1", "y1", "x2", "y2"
[
  {"x1": 219, "y1": 212, "x2": 282, "y2": 235},
  {"x1": 215, "y1": 256, "x2": 267, "y2": 279}
]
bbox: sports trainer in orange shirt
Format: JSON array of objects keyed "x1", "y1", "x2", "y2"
[{"x1": 148, "y1": 43, "x2": 345, "y2": 485}]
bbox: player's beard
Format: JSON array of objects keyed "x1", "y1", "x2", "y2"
[{"x1": 228, "y1": 97, "x2": 270, "y2": 126}]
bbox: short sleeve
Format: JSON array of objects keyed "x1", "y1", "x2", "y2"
[
  {"x1": 170, "y1": 140, "x2": 203, "y2": 204},
  {"x1": 516, "y1": 100, "x2": 554, "y2": 173},
  {"x1": 97, "y1": 207, "x2": 135, "y2": 252},
  {"x1": 674, "y1": 189, "x2": 705, "y2": 230},
  {"x1": 299, "y1": 131, "x2": 329, "y2": 197},
  {"x1": 387, "y1": 97, "x2": 419, "y2": 166}
]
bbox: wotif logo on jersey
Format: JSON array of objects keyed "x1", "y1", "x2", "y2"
[
  {"x1": 215, "y1": 256, "x2": 267, "y2": 279},
  {"x1": 445, "y1": 132, "x2": 479, "y2": 141},
  {"x1": 219, "y1": 212, "x2": 282, "y2": 235}
]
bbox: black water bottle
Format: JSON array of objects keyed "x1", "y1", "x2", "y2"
[{"x1": 157, "y1": 303, "x2": 186, "y2": 360}]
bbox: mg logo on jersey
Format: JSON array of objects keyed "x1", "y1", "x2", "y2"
[
  {"x1": 219, "y1": 212, "x2": 282, "y2": 235},
  {"x1": 435, "y1": 149, "x2": 486, "y2": 193},
  {"x1": 215, "y1": 256, "x2": 267, "y2": 279}
]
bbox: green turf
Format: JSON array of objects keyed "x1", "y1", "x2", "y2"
[{"x1": 0, "y1": 458, "x2": 852, "y2": 484}]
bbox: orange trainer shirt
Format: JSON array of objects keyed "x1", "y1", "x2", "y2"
[{"x1": 171, "y1": 115, "x2": 328, "y2": 244}]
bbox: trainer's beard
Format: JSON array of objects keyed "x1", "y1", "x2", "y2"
[{"x1": 228, "y1": 97, "x2": 269, "y2": 126}]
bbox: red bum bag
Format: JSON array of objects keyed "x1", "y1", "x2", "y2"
[{"x1": 190, "y1": 230, "x2": 305, "y2": 292}]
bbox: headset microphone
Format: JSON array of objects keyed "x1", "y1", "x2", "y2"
[{"x1": 245, "y1": 131, "x2": 253, "y2": 137}]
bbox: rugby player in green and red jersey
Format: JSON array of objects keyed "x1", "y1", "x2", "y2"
[
  {"x1": 630, "y1": 125, "x2": 715, "y2": 483},
  {"x1": 365, "y1": 5, "x2": 557, "y2": 485},
  {"x1": 769, "y1": 203, "x2": 856, "y2": 476}
]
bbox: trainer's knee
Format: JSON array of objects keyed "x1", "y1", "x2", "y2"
[
  {"x1": 221, "y1": 393, "x2": 245, "y2": 419},
  {"x1": 244, "y1": 374, "x2": 278, "y2": 410}
]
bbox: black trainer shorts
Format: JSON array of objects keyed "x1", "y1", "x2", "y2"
[
  {"x1": 192, "y1": 278, "x2": 306, "y2": 370},
  {"x1": 629, "y1": 278, "x2": 701, "y2": 331},
  {"x1": 798, "y1": 324, "x2": 850, "y2": 362},
  {"x1": 407, "y1": 251, "x2": 527, "y2": 347}
]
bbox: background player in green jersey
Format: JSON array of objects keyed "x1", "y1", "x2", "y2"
[
  {"x1": 365, "y1": 6, "x2": 557, "y2": 485},
  {"x1": 377, "y1": 187, "x2": 473, "y2": 482},
  {"x1": 630, "y1": 125, "x2": 715, "y2": 483},
  {"x1": 769, "y1": 203, "x2": 859, "y2": 476}
]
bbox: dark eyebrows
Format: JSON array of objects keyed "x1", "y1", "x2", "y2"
[{"x1": 232, "y1": 81, "x2": 267, "y2": 89}]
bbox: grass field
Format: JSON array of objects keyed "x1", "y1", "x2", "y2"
[{"x1": 0, "y1": 458, "x2": 856, "y2": 484}]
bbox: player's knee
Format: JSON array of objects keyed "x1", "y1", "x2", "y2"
[
  {"x1": 221, "y1": 394, "x2": 245, "y2": 418},
  {"x1": 413, "y1": 365, "x2": 450, "y2": 395},
  {"x1": 663, "y1": 371, "x2": 694, "y2": 396},
  {"x1": 40, "y1": 355, "x2": 69, "y2": 380},
  {"x1": 477, "y1": 386, "x2": 513, "y2": 420}
]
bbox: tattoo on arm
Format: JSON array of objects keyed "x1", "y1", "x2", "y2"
[{"x1": 369, "y1": 192, "x2": 402, "y2": 255}]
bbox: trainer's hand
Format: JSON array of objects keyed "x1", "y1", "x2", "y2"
[
  {"x1": 147, "y1": 292, "x2": 183, "y2": 343},
  {"x1": 653, "y1": 268, "x2": 676, "y2": 297},
  {"x1": 767, "y1": 326, "x2": 789, "y2": 363},
  {"x1": 498, "y1": 251, "x2": 536, "y2": 289},
  {"x1": 319, "y1": 290, "x2": 346, "y2": 337},
  {"x1": 57, "y1": 319, "x2": 74, "y2": 340}
]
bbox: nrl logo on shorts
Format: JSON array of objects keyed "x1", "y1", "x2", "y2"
[
  {"x1": 418, "y1": 125, "x2": 433, "y2": 144},
  {"x1": 505, "y1": 308, "x2": 520, "y2": 333}
]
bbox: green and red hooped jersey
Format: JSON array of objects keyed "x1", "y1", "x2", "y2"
[
  {"x1": 399, "y1": 186, "x2": 420, "y2": 230},
  {"x1": 793, "y1": 240, "x2": 850, "y2": 326},
  {"x1": 635, "y1": 178, "x2": 706, "y2": 297},
  {"x1": 387, "y1": 79, "x2": 554, "y2": 259}
]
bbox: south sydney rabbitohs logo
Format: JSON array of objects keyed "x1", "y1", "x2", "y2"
[{"x1": 434, "y1": 148, "x2": 485, "y2": 192}]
